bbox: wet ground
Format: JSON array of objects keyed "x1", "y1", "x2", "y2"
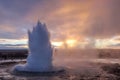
[
  {"x1": 0, "y1": 49, "x2": 120, "y2": 80},
  {"x1": 0, "y1": 59, "x2": 120, "y2": 80}
]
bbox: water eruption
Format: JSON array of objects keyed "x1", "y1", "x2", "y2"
[{"x1": 12, "y1": 21, "x2": 63, "y2": 73}]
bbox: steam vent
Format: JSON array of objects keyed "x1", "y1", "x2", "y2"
[{"x1": 12, "y1": 21, "x2": 64, "y2": 75}]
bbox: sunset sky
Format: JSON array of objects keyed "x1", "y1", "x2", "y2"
[{"x1": 0, "y1": 0, "x2": 120, "y2": 49}]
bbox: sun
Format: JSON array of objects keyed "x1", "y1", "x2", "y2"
[
  {"x1": 66, "y1": 39, "x2": 77, "y2": 47},
  {"x1": 52, "y1": 41, "x2": 64, "y2": 47}
]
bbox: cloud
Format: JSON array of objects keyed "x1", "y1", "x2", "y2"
[
  {"x1": 108, "y1": 44, "x2": 120, "y2": 48},
  {"x1": 0, "y1": 38, "x2": 27, "y2": 48},
  {"x1": 84, "y1": 0, "x2": 120, "y2": 38},
  {"x1": 0, "y1": 0, "x2": 40, "y2": 39},
  {"x1": 25, "y1": 0, "x2": 93, "y2": 41},
  {"x1": 0, "y1": 0, "x2": 120, "y2": 48},
  {"x1": 0, "y1": 0, "x2": 37, "y2": 24},
  {"x1": 0, "y1": 24, "x2": 28, "y2": 39},
  {"x1": 0, "y1": 44, "x2": 27, "y2": 49}
]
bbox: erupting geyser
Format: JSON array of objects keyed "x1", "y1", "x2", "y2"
[{"x1": 13, "y1": 21, "x2": 57, "y2": 72}]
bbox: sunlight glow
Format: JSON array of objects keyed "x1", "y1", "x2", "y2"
[
  {"x1": 0, "y1": 39, "x2": 27, "y2": 44},
  {"x1": 66, "y1": 39, "x2": 77, "y2": 47},
  {"x1": 95, "y1": 36, "x2": 120, "y2": 49},
  {"x1": 51, "y1": 41, "x2": 64, "y2": 47},
  {"x1": 0, "y1": 39, "x2": 28, "y2": 48},
  {"x1": 1, "y1": 36, "x2": 120, "y2": 49}
]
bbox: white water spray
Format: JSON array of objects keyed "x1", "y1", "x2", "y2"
[{"x1": 13, "y1": 21, "x2": 53, "y2": 72}]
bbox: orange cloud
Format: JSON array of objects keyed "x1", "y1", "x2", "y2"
[
  {"x1": 0, "y1": 0, "x2": 118, "y2": 48},
  {"x1": 24, "y1": 0, "x2": 94, "y2": 42},
  {"x1": 0, "y1": 24, "x2": 16, "y2": 33}
]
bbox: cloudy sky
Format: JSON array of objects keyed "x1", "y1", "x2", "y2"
[{"x1": 0, "y1": 0, "x2": 120, "y2": 48}]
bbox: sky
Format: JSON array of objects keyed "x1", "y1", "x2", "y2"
[{"x1": 0, "y1": 0, "x2": 120, "y2": 49}]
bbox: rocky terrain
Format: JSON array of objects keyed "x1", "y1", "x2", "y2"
[{"x1": 0, "y1": 61, "x2": 120, "y2": 80}]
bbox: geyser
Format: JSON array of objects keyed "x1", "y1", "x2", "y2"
[{"x1": 13, "y1": 21, "x2": 54, "y2": 72}]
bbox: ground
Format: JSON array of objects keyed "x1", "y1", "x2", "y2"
[
  {"x1": 0, "y1": 49, "x2": 120, "y2": 80},
  {"x1": 0, "y1": 60, "x2": 120, "y2": 80}
]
